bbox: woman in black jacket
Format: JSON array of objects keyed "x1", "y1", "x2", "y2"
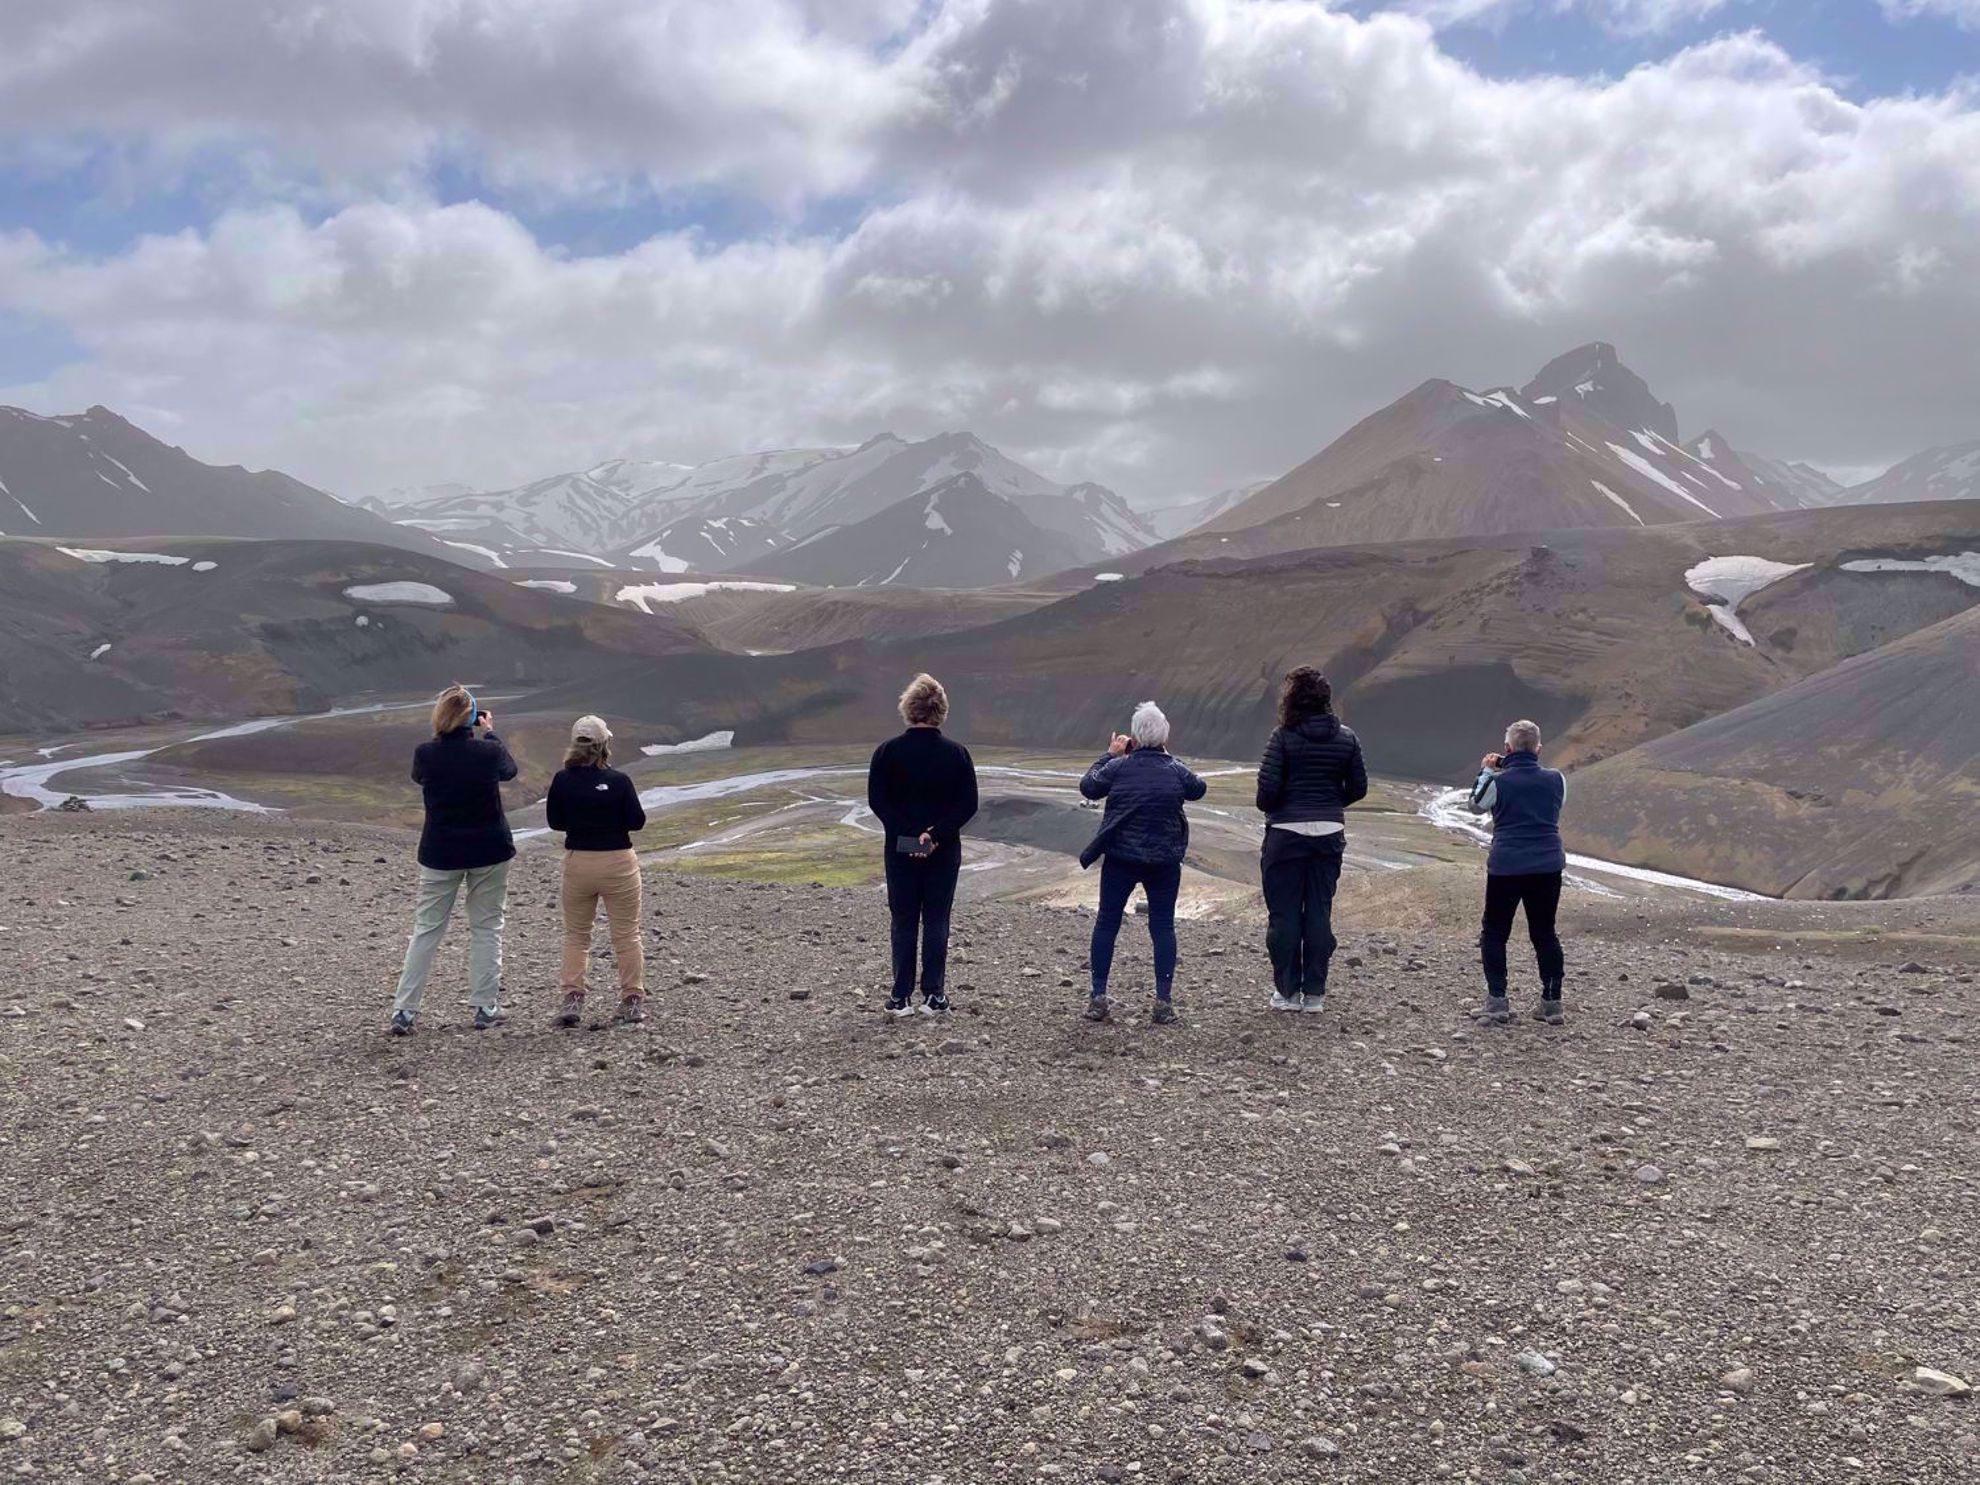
[
  {"x1": 1255, "y1": 668, "x2": 1367, "y2": 1014},
  {"x1": 866, "y1": 674, "x2": 978, "y2": 1017},
  {"x1": 391, "y1": 683, "x2": 519, "y2": 1036},
  {"x1": 545, "y1": 715, "x2": 649, "y2": 1027}
]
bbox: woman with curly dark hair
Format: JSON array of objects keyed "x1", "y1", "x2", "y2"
[{"x1": 1254, "y1": 668, "x2": 1367, "y2": 1013}]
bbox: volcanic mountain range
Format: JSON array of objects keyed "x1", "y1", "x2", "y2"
[{"x1": 3, "y1": 342, "x2": 1976, "y2": 897}]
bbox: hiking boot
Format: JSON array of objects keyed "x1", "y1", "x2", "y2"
[
  {"x1": 919, "y1": 991, "x2": 951, "y2": 1015},
  {"x1": 1531, "y1": 998, "x2": 1564, "y2": 1026},
  {"x1": 554, "y1": 991, "x2": 585, "y2": 1028},
  {"x1": 614, "y1": 995, "x2": 647, "y2": 1025},
  {"x1": 1300, "y1": 992, "x2": 1328, "y2": 1014},
  {"x1": 1475, "y1": 995, "x2": 1513, "y2": 1026},
  {"x1": 1270, "y1": 991, "x2": 1303, "y2": 1013},
  {"x1": 1083, "y1": 996, "x2": 1112, "y2": 1023},
  {"x1": 473, "y1": 1005, "x2": 508, "y2": 1031},
  {"x1": 389, "y1": 1010, "x2": 416, "y2": 1037},
  {"x1": 1151, "y1": 999, "x2": 1179, "y2": 1026},
  {"x1": 885, "y1": 994, "x2": 915, "y2": 1018}
]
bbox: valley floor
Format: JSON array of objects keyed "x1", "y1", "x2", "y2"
[{"x1": 1, "y1": 812, "x2": 1976, "y2": 1484}]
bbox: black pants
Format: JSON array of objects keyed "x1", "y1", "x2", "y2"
[
  {"x1": 884, "y1": 849, "x2": 961, "y2": 1002},
  {"x1": 1261, "y1": 829, "x2": 1345, "y2": 997},
  {"x1": 1480, "y1": 871, "x2": 1564, "y2": 997}
]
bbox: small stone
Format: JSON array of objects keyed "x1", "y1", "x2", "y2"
[
  {"x1": 1913, "y1": 1367, "x2": 1971, "y2": 1399},
  {"x1": 276, "y1": 1410, "x2": 303, "y2": 1435},
  {"x1": 1197, "y1": 1321, "x2": 1229, "y2": 1352},
  {"x1": 1516, "y1": 1350, "x2": 1557, "y2": 1378},
  {"x1": 1300, "y1": 1436, "x2": 1340, "y2": 1459},
  {"x1": 1247, "y1": 1430, "x2": 1273, "y2": 1453},
  {"x1": 1744, "y1": 1137, "x2": 1781, "y2": 1152},
  {"x1": 803, "y1": 1258, "x2": 840, "y2": 1276},
  {"x1": 1634, "y1": 1164, "x2": 1665, "y2": 1185},
  {"x1": 937, "y1": 1038, "x2": 968, "y2": 1056},
  {"x1": 1241, "y1": 1357, "x2": 1269, "y2": 1379},
  {"x1": 417, "y1": 1421, "x2": 446, "y2": 1442},
  {"x1": 1086, "y1": 1152, "x2": 1111, "y2": 1168},
  {"x1": 123, "y1": 1016, "x2": 145, "y2": 1032},
  {"x1": 0, "y1": 1419, "x2": 24, "y2": 1443},
  {"x1": 300, "y1": 1396, "x2": 335, "y2": 1417},
  {"x1": 1653, "y1": 982, "x2": 1690, "y2": 1001},
  {"x1": 244, "y1": 1419, "x2": 278, "y2": 1453},
  {"x1": 1720, "y1": 1368, "x2": 1757, "y2": 1394}
]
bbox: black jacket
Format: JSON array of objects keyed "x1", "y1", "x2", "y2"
[
  {"x1": 411, "y1": 727, "x2": 519, "y2": 871},
  {"x1": 1255, "y1": 715, "x2": 1368, "y2": 825},
  {"x1": 1078, "y1": 747, "x2": 1208, "y2": 868},
  {"x1": 546, "y1": 764, "x2": 647, "y2": 852},
  {"x1": 867, "y1": 728, "x2": 979, "y2": 864}
]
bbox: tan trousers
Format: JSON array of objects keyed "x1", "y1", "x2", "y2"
[{"x1": 559, "y1": 849, "x2": 645, "y2": 997}]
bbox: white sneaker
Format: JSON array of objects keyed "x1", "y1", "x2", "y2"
[
  {"x1": 1300, "y1": 993, "x2": 1328, "y2": 1013},
  {"x1": 1269, "y1": 992, "x2": 1302, "y2": 1013}
]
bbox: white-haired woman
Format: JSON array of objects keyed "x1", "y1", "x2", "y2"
[
  {"x1": 866, "y1": 674, "x2": 979, "y2": 1016},
  {"x1": 545, "y1": 715, "x2": 649, "y2": 1027},
  {"x1": 1077, "y1": 701, "x2": 1207, "y2": 1025},
  {"x1": 1468, "y1": 718, "x2": 1568, "y2": 1026}
]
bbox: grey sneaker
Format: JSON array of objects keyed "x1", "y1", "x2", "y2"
[
  {"x1": 1083, "y1": 996, "x2": 1112, "y2": 1023},
  {"x1": 885, "y1": 995, "x2": 915, "y2": 1018},
  {"x1": 1300, "y1": 992, "x2": 1328, "y2": 1014},
  {"x1": 389, "y1": 1010, "x2": 416, "y2": 1037},
  {"x1": 1531, "y1": 998, "x2": 1564, "y2": 1026},
  {"x1": 1270, "y1": 991, "x2": 1302, "y2": 1013},
  {"x1": 1151, "y1": 999, "x2": 1178, "y2": 1026},
  {"x1": 554, "y1": 991, "x2": 585, "y2": 1028},
  {"x1": 1475, "y1": 995, "x2": 1513, "y2": 1026},
  {"x1": 614, "y1": 995, "x2": 647, "y2": 1025},
  {"x1": 473, "y1": 1005, "x2": 508, "y2": 1031}
]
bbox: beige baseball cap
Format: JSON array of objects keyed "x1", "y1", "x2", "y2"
[{"x1": 571, "y1": 714, "x2": 613, "y2": 743}]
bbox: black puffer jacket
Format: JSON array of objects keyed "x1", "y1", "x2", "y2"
[
  {"x1": 1255, "y1": 715, "x2": 1368, "y2": 825},
  {"x1": 1079, "y1": 747, "x2": 1208, "y2": 868}
]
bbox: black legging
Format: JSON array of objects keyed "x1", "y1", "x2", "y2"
[
  {"x1": 1480, "y1": 871, "x2": 1564, "y2": 996},
  {"x1": 1262, "y1": 829, "x2": 1345, "y2": 997},
  {"x1": 884, "y1": 848, "x2": 961, "y2": 1001}
]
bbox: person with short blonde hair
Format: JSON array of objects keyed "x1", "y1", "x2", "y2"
[
  {"x1": 391, "y1": 684, "x2": 518, "y2": 1035},
  {"x1": 868, "y1": 674, "x2": 978, "y2": 1015},
  {"x1": 1468, "y1": 718, "x2": 1568, "y2": 1026},
  {"x1": 545, "y1": 714, "x2": 649, "y2": 1027},
  {"x1": 898, "y1": 672, "x2": 949, "y2": 728}
]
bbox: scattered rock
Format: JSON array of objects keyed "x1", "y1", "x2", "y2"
[{"x1": 1913, "y1": 1366, "x2": 1972, "y2": 1399}]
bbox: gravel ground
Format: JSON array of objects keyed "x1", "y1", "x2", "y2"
[{"x1": 1, "y1": 812, "x2": 1976, "y2": 1484}]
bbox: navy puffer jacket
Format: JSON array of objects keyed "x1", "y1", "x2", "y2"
[{"x1": 1078, "y1": 747, "x2": 1208, "y2": 868}]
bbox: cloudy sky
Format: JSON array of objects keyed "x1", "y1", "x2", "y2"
[{"x1": 1, "y1": 0, "x2": 1976, "y2": 504}]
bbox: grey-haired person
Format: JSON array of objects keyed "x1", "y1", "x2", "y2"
[
  {"x1": 1468, "y1": 718, "x2": 1568, "y2": 1026},
  {"x1": 1078, "y1": 700, "x2": 1207, "y2": 1025}
]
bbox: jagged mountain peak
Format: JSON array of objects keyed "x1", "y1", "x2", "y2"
[{"x1": 1521, "y1": 342, "x2": 1679, "y2": 441}]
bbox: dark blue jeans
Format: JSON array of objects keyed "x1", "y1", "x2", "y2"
[{"x1": 1090, "y1": 857, "x2": 1182, "y2": 999}]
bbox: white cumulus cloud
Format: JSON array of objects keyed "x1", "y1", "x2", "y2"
[{"x1": 0, "y1": 0, "x2": 1975, "y2": 506}]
